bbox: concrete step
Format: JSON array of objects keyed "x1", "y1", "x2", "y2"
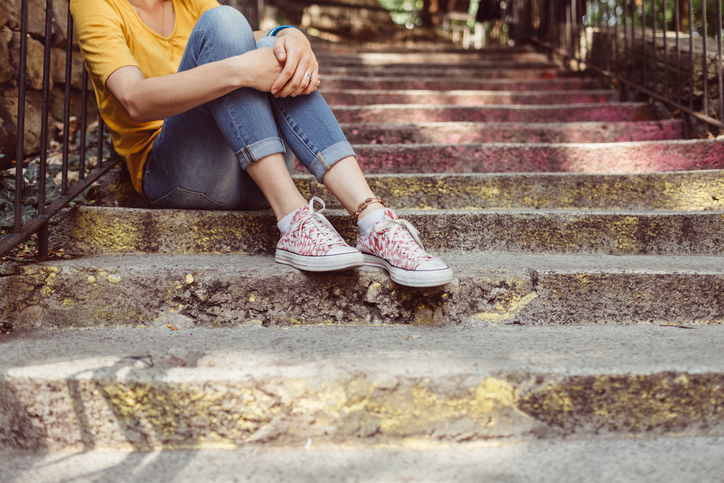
[
  {"x1": 92, "y1": 168, "x2": 722, "y2": 212},
  {"x1": 331, "y1": 103, "x2": 662, "y2": 124},
  {"x1": 49, "y1": 206, "x2": 724, "y2": 256},
  {"x1": 321, "y1": 76, "x2": 605, "y2": 91},
  {"x1": 4, "y1": 251, "x2": 723, "y2": 327},
  {"x1": 3, "y1": 437, "x2": 724, "y2": 482},
  {"x1": 313, "y1": 44, "x2": 549, "y2": 60},
  {"x1": 316, "y1": 51, "x2": 552, "y2": 65},
  {"x1": 347, "y1": 140, "x2": 724, "y2": 173},
  {"x1": 320, "y1": 60, "x2": 559, "y2": 70},
  {"x1": 294, "y1": 171, "x2": 724, "y2": 212},
  {"x1": 321, "y1": 66, "x2": 579, "y2": 79},
  {"x1": 339, "y1": 121, "x2": 684, "y2": 143},
  {"x1": 1, "y1": 325, "x2": 723, "y2": 451},
  {"x1": 322, "y1": 89, "x2": 620, "y2": 106}
]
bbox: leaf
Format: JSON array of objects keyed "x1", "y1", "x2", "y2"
[
  {"x1": 0, "y1": 209, "x2": 14, "y2": 228},
  {"x1": 23, "y1": 161, "x2": 39, "y2": 183},
  {"x1": 46, "y1": 188, "x2": 60, "y2": 203},
  {"x1": 20, "y1": 205, "x2": 36, "y2": 225},
  {"x1": 23, "y1": 194, "x2": 38, "y2": 207}
]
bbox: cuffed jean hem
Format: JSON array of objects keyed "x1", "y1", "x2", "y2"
[
  {"x1": 236, "y1": 137, "x2": 286, "y2": 170},
  {"x1": 308, "y1": 141, "x2": 357, "y2": 183}
]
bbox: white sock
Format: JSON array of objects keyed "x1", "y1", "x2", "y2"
[
  {"x1": 357, "y1": 208, "x2": 387, "y2": 238},
  {"x1": 277, "y1": 208, "x2": 299, "y2": 234}
]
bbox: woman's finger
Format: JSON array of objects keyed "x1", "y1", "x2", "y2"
[
  {"x1": 283, "y1": 54, "x2": 315, "y2": 97},
  {"x1": 302, "y1": 70, "x2": 320, "y2": 95},
  {"x1": 271, "y1": 37, "x2": 296, "y2": 95}
]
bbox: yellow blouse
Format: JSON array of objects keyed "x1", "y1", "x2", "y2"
[{"x1": 70, "y1": 0, "x2": 220, "y2": 193}]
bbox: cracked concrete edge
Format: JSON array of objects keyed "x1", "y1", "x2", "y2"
[
  {"x1": 3, "y1": 438, "x2": 724, "y2": 483},
  {"x1": 350, "y1": 139, "x2": 724, "y2": 174},
  {"x1": 320, "y1": 77, "x2": 605, "y2": 91},
  {"x1": 1, "y1": 256, "x2": 723, "y2": 328},
  {"x1": 338, "y1": 120, "x2": 685, "y2": 144},
  {"x1": 1, "y1": 368, "x2": 722, "y2": 452},
  {"x1": 47, "y1": 206, "x2": 724, "y2": 257},
  {"x1": 332, "y1": 103, "x2": 662, "y2": 124},
  {"x1": 323, "y1": 89, "x2": 620, "y2": 107},
  {"x1": 293, "y1": 170, "x2": 724, "y2": 212},
  {"x1": 90, "y1": 168, "x2": 724, "y2": 213},
  {"x1": 321, "y1": 67, "x2": 570, "y2": 80}
]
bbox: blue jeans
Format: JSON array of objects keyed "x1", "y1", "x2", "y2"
[{"x1": 143, "y1": 6, "x2": 356, "y2": 210}]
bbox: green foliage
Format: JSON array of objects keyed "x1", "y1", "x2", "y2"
[
  {"x1": 588, "y1": 0, "x2": 723, "y2": 39},
  {"x1": 0, "y1": 161, "x2": 62, "y2": 232},
  {"x1": 378, "y1": 0, "x2": 425, "y2": 26},
  {"x1": 378, "y1": 0, "x2": 483, "y2": 27},
  {"x1": 0, "y1": 122, "x2": 111, "y2": 242}
]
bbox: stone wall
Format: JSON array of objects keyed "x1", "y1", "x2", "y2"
[{"x1": 1, "y1": 0, "x2": 87, "y2": 170}]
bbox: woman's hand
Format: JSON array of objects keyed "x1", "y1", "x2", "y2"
[
  {"x1": 270, "y1": 28, "x2": 320, "y2": 97},
  {"x1": 240, "y1": 47, "x2": 285, "y2": 93}
]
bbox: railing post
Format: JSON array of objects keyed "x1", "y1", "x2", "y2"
[
  {"x1": 687, "y1": 0, "x2": 694, "y2": 112},
  {"x1": 701, "y1": 0, "x2": 708, "y2": 117},
  {"x1": 13, "y1": 0, "x2": 29, "y2": 234},
  {"x1": 717, "y1": 0, "x2": 723, "y2": 124},
  {"x1": 37, "y1": 0, "x2": 55, "y2": 259},
  {"x1": 652, "y1": 0, "x2": 658, "y2": 94},
  {"x1": 63, "y1": 5, "x2": 75, "y2": 180},
  {"x1": 78, "y1": 67, "x2": 89, "y2": 189},
  {"x1": 641, "y1": 0, "x2": 647, "y2": 88},
  {"x1": 662, "y1": 0, "x2": 669, "y2": 101},
  {"x1": 675, "y1": 0, "x2": 682, "y2": 107}
]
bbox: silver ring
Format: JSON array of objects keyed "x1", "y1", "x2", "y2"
[{"x1": 304, "y1": 72, "x2": 312, "y2": 81}]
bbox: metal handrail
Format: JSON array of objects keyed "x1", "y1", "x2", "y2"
[
  {"x1": 1, "y1": 0, "x2": 122, "y2": 259},
  {"x1": 512, "y1": 0, "x2": 724, "y2": 132}
]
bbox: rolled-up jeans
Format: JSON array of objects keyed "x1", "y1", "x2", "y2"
[{"x1": 143, "y1": 6, "x2": 356, "y2": 210}]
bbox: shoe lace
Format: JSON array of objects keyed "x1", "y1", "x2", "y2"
[
  {"x1": 373, "y1": 217, "x2": 429, "y2": 257},
  {"x1": 289, "y1": 197, "x2": 344, "y2": 247}
]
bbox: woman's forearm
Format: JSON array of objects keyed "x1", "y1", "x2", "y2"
[{"x1": 107, "y1": 48, "x2": 282, "y2": 123}]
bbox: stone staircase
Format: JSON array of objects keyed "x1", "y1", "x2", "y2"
[{"x1": 2, "y1": 45, "x2": 724, "y2": 481}]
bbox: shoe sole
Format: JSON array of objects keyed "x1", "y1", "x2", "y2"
[
  {"x1": 362, "y1": 254, "x2": 454, "y2": 287},
  {"x1": 275, "y1": 249, "x2": 364, "y2": 272}
]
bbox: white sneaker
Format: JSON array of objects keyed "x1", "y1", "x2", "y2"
[
  {"x1": 357, "y1": 209, "x2": 453, "y2": 287},
  {"x1": 276, "y1": 197, "x2": 363, "y2": 272}
]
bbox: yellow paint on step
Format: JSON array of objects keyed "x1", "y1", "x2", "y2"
[{"x1": 474, "y1": 292, "x2": 538, "y2": 322}]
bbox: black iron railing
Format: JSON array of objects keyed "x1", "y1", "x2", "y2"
[
  {"x1": 512, "y1": 0, "x2": 724, "y2": 132},
  {"x1": 0, "y1": 0, "x2": 121, "y2": 259}
]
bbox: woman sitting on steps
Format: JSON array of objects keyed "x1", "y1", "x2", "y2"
[{"x1": 70, "y1": 0, "x2": 453, "y2": 287}]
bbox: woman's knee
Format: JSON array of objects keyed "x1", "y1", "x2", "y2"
[{"x1": 196, "y1": 6, "x2": 255, "y2": 51}]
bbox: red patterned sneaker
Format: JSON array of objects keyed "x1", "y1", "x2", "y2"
[
  {"x1": 276, "y1": 197, "x2": 363, "y2": 272},
  {"x1": 356, "y1": 209, "x2": 453, "y2": 287}
]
